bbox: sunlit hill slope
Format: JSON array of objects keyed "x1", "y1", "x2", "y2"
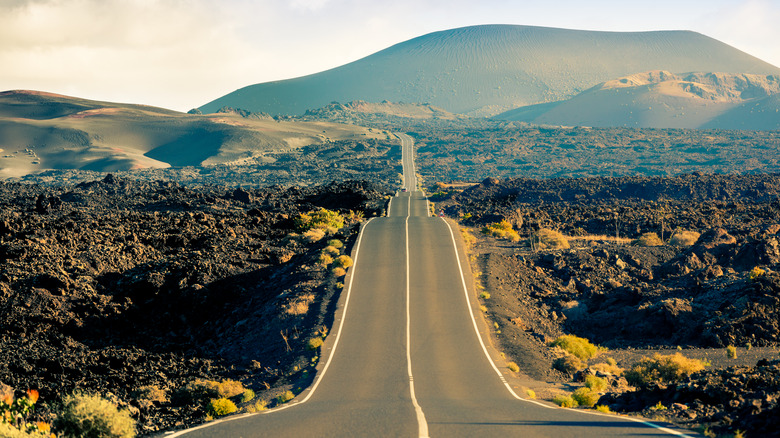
[
  {"x1": 200, "y1": 24, "x2": 780, "y2": 117},
  {"x1": 0, "y1": 91, "x2": 386, "y2": 179}
]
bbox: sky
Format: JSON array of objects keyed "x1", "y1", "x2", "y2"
[{"x1": 1, "y1": 0, "x2": 779, "y2": 112}]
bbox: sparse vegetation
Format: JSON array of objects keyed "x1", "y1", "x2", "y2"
[
  {"x1": 572, "y1": 388, "x2": 599, "y2": 407},
  {"x1": 749, "y1": 266, "x2": 766, "y2": 281},
  {"x1": 334, "y1": 255, "x2": 353, "y2": 269},
  {"x1": 241, "y1": 389, "x2": 256, "y2": 403},
  {"x1": 531, "y1": 228, "x2": 570, "y2": 250},
  {"x1": 625, "y1": 353, "x2": 707, "y2": 387},
  {"x1": 552, "y1": 394, "x2": 578, "y2": 408},
  {"x1": 590, "y1": 357, "x2": 623, "y2": 376},
  {"x1": 206, "y1": 398, "x2": 238, "y2": 417},
  {"x1": 584, "y1": 375, "x2": 608, "y2": 392},
  {"x1": 276, "y1": 391, "x2": 294, "y2": 404},
  {"x1": 635, "y1": 232, "x2": 663, "y2": 247},
  {"x1": 669, "y1": 230, "x2": 700, "y2": 247},
  {"x1": 56, "y1": 393, "x2": 136, "y2": 438},
  {"x1": 295, "y1": 208, "x2": 345, "y2": 233},
  {"x1": 549, "y1": 335, "x2": 601, "y2": 361},
  {"x1": 481, "y1": 220, "x2": 520, "y2": 242},
  {"x1": 553, "y1": 355, "x2": 585, "y2": 374}
]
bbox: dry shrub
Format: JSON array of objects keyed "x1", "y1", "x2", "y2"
[
  {"x1": 284, "y1": 293, "x2": 315, "y2": 316},
  {"x1": 590, "y1": 357, "x2": 624, "y2": 376},
  {"x1": 481, "y1": 220, "x2": 520, "y2": 242},
  {"x1": 553, "y1": 355, "x2": 584, "y2": 375},
  {"x1": 323, "y1": 245, "x2": 340, "y2": 256},
  {"x1": 216, "y1": 380, "x2": 245, "y2": 398},
  {"x1": 669, "y1": 230, "x2": 700, "y2": 247},
  {"x1": 318, "y1": 252, "x2": 333, "y2": 266},
  {"x1": 635, "y1": 232, "x2": 663, "y2": 247},
  {"x1": 533, "y1": 228, "x2": 569, "y2": 249},
  {"x1": 131, "y1": 385, "x2": 167, "y2": 409},
  {"x1": 303, "y1": 228, "x2": 326, "y2": 243},
  {"x1": 307, "y1": 337, "x2": 323, "y2": 350},
  {"x1": 55, "y1": 393, "x2": 136, "y2": 438},
  {"x1": 334, "y1": 255, "x2": 353, "y2": 269},
  {"x1": 332, "y1": 267, "x2": 346, "y2": 277},
  {"x1": 625, "y1": 353, "x2": 706, "y2": 387},
  {"x1": 549, "y1": 335, "x2": 601, "y2": 361},
  {"x1": 460, "y1": 228, "x2": 477, "y2": 248}
]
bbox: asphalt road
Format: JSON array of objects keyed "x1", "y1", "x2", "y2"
[{"x1": 167, "y1": 135, "x2": 697, "y2": 437}]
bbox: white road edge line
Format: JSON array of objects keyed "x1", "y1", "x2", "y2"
[
  {"x1": 438, "y1": 218, "x2": 695, "y2": 438},
  {"x1": 165, "y1": 218, "x2": 376, "y2": 437},
  {"x1": 406, "y1": 215, "x2": 430, "y2": 438}
]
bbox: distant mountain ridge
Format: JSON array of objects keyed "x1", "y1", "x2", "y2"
[
  {"x1": 200, "y1": 24, "x2": 780, "y2": 117},
  {"x1": 494, "y1": 71, "x2": 780, "y2": 130}
]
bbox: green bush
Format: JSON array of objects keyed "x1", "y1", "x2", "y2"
[
  {"x1": 276, "y1": 391, "x2": 294, "y2": 404},
  {"x1": 584, "y1": 375, "x2": 608, "y2": 392},
  {"x1": 572, "y1": 388, "x2": 599, "y2": 407},
  {"x1": 552, "y1": 394, "x2": 578, "y2": 408},
  {"x1": 625, "y1": 353, "x2": 706, "y2": 387},
  {"x1": 635, "y1": 232, "x2": 663, "y2": 247},
  {"x1": 206, "y1": 398, "x2": 237, "y2": 417},
  {"x1": 507, "y1": 362, "x2": 520, "y2": 373},
  {"x1": 327, "y1": 239, "x2": 344, "y2": 249},
  {"x1": 307, "y1": 337, "x2": 323, "y2": 351},
  {"x1": 55, "y1": 393, "x2": 136, "y2": 438},
  {"x1": 295, "y1": 209, "x2": 344, "y2": 233},
  {"x1": 241, "y1": 389, "x2": 255, "y2": 403},
  {"x1": 549, "y1": 335, "x2": 601, "y2": 361},
  {"x1": 726, "y1": 345, "x2": 737, "y2": 359}
]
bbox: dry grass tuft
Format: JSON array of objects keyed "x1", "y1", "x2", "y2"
[
  {"x1": 284, "y1": 293, "x2": 315, "y2": 316},
  {"x1": 635, "y1": 232, "x2": 663, "y2": 247},
  {"x1": 625, "y1": 353, "x2": 706, "y2": 387},
  {"x1": 532, "y1": 228, "x2": 570, "y2": 249},
  {"x1": 669, "y1": 230, "x2": 700, "y2": 247}
]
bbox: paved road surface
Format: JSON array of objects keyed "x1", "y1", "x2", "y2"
[{"x1": 167, "y1": 135, "x2": 696, "y2": 437}]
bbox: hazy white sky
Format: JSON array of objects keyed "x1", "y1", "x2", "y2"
[{"x1": 1, "y1": 0, "x2": 778, "y2": 111}]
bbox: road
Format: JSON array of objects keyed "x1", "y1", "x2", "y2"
[{"x1": 167, "y1": 135, "x2": 696, "y2": 437}]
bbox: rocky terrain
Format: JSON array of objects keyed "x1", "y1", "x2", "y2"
[
  {"x1": 435, "y1": 173, "x2": 780, "y2": 437},
  {"x1": 412, "y1": 124, "x2": 780, "y2": 181},
  {"x1": 0, "y1": 175, "x2": 390, "y2": 434}
]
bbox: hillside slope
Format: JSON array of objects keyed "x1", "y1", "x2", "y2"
[
  {"x1": 200, "y1": 24, "x2": 780, "y2": 117},
  {"x1": 494, "y1": 71, "x2": 780, "y2": 129},
  {"x1": 0, "y1": 91, "x2": 388, "y2": 178}
]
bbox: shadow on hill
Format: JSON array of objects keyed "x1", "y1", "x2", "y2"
[{"x1": 145, "y1": 125, "x2": 229, "y2": 167}]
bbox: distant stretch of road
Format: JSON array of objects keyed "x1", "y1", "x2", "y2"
[{"x1": 167, "y1": 135, "x2": 696, "y2": 437}]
